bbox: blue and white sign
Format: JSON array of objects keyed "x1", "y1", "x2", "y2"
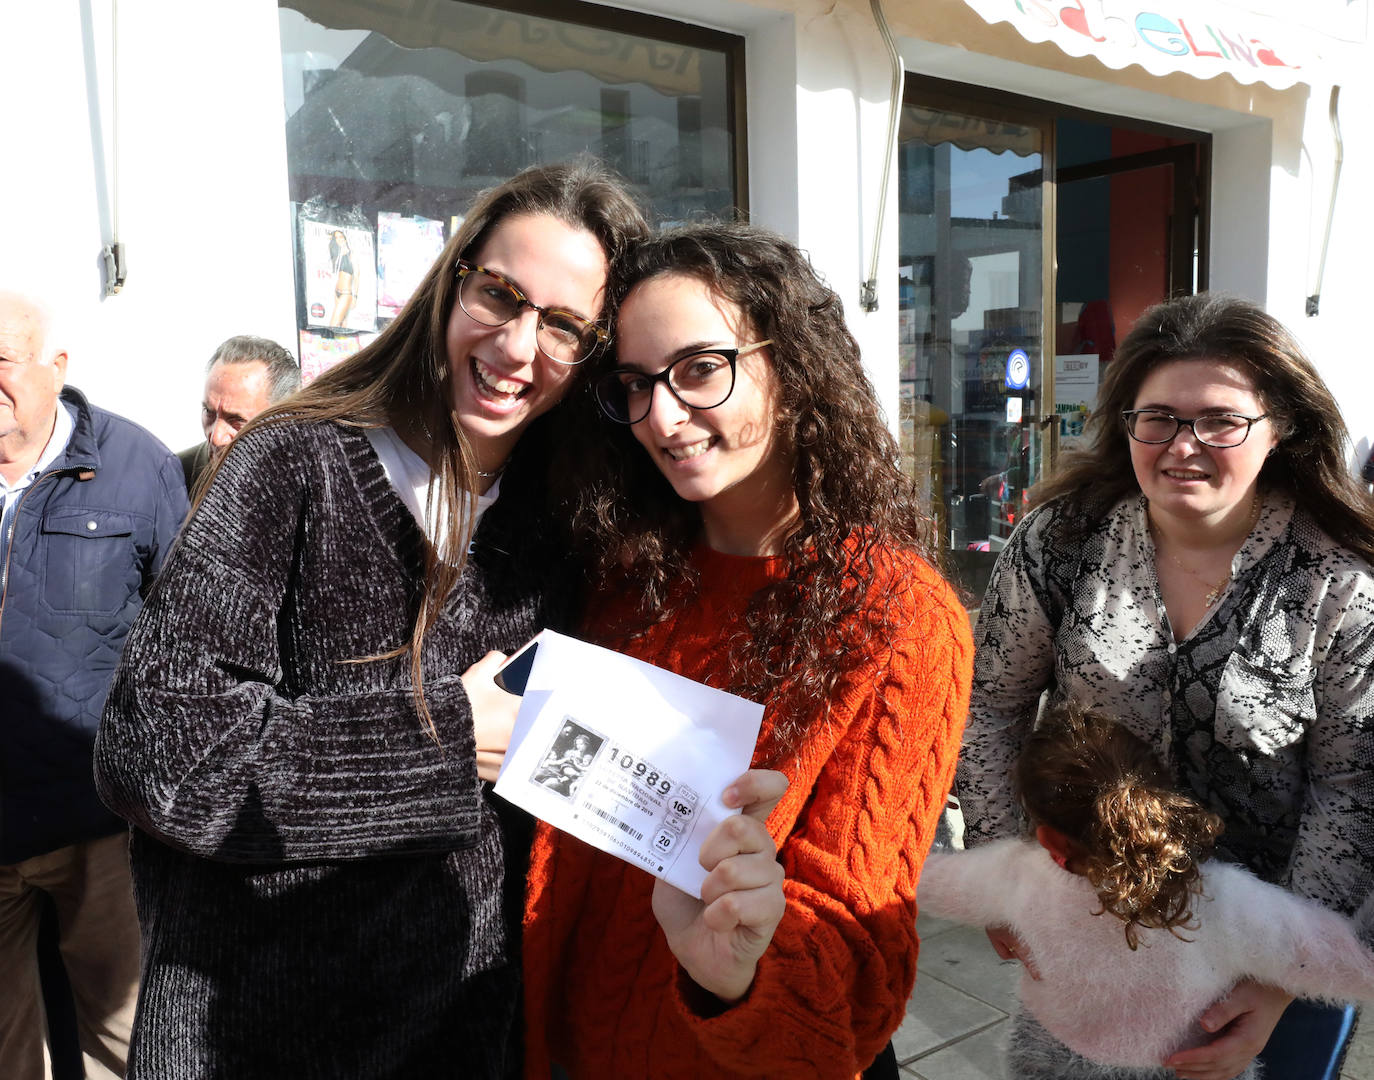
[{"x1": 1005, "y1": 348, "x2": 1031, "y2": 390}]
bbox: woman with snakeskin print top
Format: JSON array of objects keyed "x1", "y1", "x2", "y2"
[{"x1": 957, "y1": 294, "x2": 1374, "y2": 1080}]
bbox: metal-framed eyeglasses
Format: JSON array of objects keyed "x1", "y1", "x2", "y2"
[
  {"x1": 1121, "y1": 409, "x2": 1270, "y2": 448},
  {"x1": 594, "y1": 340, "x2": 774, "y2": 425},
  {"x1": 454, "y1": 260, "x2": 607, "y2": 365}
]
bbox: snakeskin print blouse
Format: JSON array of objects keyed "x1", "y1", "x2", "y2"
[{"x1": 957, "y1": 492, "x2": 1374, "y2": 914}]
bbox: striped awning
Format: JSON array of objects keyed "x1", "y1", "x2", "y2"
[{"x1": 957, "y1": 0, "x2": 1367, "y2": 89}]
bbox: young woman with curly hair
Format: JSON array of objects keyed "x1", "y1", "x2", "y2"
[
  {"x1": 958, "y1": 293, "x2": 1374, "y2": 1080},
  {"x1": 922, "y1": 703, "x2": 1374, "y2": 1080},
  {"x1": 520, "y1": 223, "x2": 974, "y2": 1079}
]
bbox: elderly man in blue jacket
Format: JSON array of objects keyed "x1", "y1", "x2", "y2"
[{"x1": 0, "y1": 290, "x2": 187, "y2": 1079}]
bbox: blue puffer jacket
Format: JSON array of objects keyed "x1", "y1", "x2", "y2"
[{"x1": 1, "y1": 387, "x2": 187, "y2": 863}]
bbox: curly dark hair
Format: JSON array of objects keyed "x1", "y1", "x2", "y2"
[
  {"x1": 1016, "y1": 702, "x2": 1224, "y2": 950},
  {"x1": 557, "y1": 222, "x2": 943, "y2": 757},
  {"x1": 1034, "y1": 293, "x2": 1374, "y2": 563}
]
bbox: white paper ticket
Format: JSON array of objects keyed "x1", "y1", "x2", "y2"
[{"x1": 493, "y1": 630, "x2": 764, "y2": 898}]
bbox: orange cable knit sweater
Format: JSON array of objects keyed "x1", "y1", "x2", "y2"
[{"x1": 522, "y1": 542, "x2": 973, "y2": 1079}]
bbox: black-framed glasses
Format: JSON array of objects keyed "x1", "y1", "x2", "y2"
[
  {"x1": 594, "y1": 340, "x2": 774, "y2": 425},
  {"x1": 1122, "y1": 409, "x2": 1270, "y2": 448},
  {"x1": 455, "y1": 260, "x2": 607, "y2": 365}
]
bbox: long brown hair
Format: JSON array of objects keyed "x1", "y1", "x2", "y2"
[
  {"x1": 561, "y1": 222, "x2": 942, "y2": 756},
  {"x1": 203, "y1": 160, "x2": 649, "y2": 731},
  {"x1": 1035, "y1": 293, "x2": 1374, "y2": 561},
  {"x1": 1016, "y1": 703, "x2": 1223, "y2": 950}
]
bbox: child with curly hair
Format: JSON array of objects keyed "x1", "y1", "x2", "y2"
[{"x1": 920, "y1": 703, "x2": 1374, "y2": 1080}]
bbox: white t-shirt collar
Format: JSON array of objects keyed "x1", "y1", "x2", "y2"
[{"x1": 363, "y1": 426, "x2": 501, "y2": 550}]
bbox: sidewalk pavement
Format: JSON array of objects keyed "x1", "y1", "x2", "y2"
[{"x1": 895, "y1": 902, "x2": 1374, "y2": 1079}]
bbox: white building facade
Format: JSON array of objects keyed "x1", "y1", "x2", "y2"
[{"x1": 4, "y1": 0, "x2": 1369, "y2": 599}]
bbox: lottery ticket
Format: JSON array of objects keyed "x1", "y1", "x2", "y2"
[{"x1": 493, "y1": 630, "x2": 764, "y2": 898}]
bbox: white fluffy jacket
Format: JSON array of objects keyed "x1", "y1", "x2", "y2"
[{"x1": 918, "y1": 839, "x2": 1374, "y2": 1070}]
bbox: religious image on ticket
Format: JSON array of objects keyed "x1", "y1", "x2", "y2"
[{"x1": 529, "y1": 719, "x2": 604, "y2": 800}]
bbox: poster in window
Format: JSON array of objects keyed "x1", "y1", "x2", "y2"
[
  {"x1": 303, "y1": 219, "x2": 377, "y2": 332},
  {"x1": 1054, "y1": 353, "x2": 1099, "y2": 451},
  {"x1": 299, "y1": 329, "x2": 377, "y2": 386},
  {"x1": 377, "y1": 212, "x2": 446, "y2": 319}
]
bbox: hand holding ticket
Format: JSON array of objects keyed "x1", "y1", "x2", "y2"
[
  {"x1": 651, "y1": 769, "x2": 788, "y2": 1001},
  {"x1": 493, "y1": 630, "x2": 765, "y2": 898}
]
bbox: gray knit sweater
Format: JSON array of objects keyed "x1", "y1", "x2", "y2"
[{"x1": 95, "y1": 418, "x2": 576, "y2": 1078}]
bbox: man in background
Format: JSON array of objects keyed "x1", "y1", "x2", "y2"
[
  {"x1": 0, "y1": 289, "x2": 187, "y2": 1078},
  {"x1": 178, "y1": 335, "x2": 300, "y2": 491}
]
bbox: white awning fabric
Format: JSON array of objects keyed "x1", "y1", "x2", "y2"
[
  {"x1": 901, "y1": 105, "x2": 1041, "y2": 156},
  {"x1": 957, "y1": 0, "x2": 1367, "y2": 89}
]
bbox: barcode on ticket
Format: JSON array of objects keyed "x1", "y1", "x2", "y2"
[{"x1": 589, "y1": 804, "x2": 644, "y2": 842}]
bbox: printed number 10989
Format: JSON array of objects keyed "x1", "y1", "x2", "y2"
[{"x1": 606, "y1": 747, "x2": 672, "y2": 796}]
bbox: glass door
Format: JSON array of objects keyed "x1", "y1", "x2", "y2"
[
  {"x1": 897, "y1": 94, "x2": 1051, "y2": 602},
  {"x1": 1053, "y1": 118, "x2": 1206, "y2": 455}
]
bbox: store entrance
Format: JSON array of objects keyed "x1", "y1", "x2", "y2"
[{"x1": 897, "y1": 76, "x2": 1208, "y2": 606}]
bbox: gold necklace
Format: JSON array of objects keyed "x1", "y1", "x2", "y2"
[
  {"x1": 1160, "y1": 548, "x2": 1231, "y2": 607},
  {"x1": 1151, "y1": 493, "x2": 1262, "y2": 608},
  {"x1": 414, "y1": 415, "x2": 505, "y2": 480}
]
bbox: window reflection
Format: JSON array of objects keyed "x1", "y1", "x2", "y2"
[
  {"x1": 277, "y1": 0, "x2": 737, "y2": 361},
  {"x1": 898, "y1": 105, "x2": 1044, "y2": 600}
]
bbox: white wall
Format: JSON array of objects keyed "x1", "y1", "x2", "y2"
[
  {"x1": 743, "y1": 12, "x2": 800, "y2": 238},
  {"x1": 1, "y1": 0, "x2": 296, "y2": 453},
  {"x1": 1287, "y1": 76, "x2": 1374, "y2": 463},
  {"x1": 790, "y1": 6, "x2": 904, "y2": 429},
  {"x1": 1209, "y1": 120, "x2": 1272, "y2": 306}
]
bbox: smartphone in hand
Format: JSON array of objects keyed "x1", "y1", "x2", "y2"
[{"x1": 494, "y1": 638, "x2": 540, "y2": 696}]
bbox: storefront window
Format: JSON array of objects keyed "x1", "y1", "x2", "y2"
[{"x1": 278, "y1": 0, "x2": 742, "y2": 377}]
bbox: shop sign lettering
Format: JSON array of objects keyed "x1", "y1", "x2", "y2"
[{"x1": 1006, "y1": 0, "x2": 1303, "y2": 74}]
